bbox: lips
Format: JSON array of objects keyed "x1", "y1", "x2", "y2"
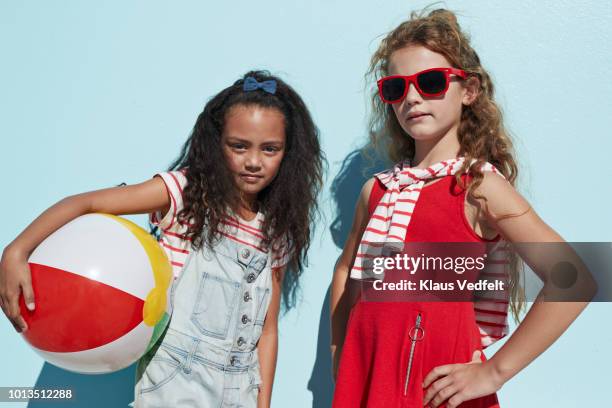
[
  {"x1": 239, "y1": 174, "x2": 263, "y2": 183},
  {"x1": 406, "y1": 111, "x2": 431, "y2": 120}
]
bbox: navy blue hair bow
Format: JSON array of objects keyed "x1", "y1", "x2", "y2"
[{"x1": 243, "y1": 76, "x2": 277, "y2": 94}]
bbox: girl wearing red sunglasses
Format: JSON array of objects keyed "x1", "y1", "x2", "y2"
[{"x1": 330, "y1": 7, "x2": 593, "y2": 408}]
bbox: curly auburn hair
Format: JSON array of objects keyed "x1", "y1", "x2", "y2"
[
  {"x1": 163, "y1": 70, "x2": 325, "y2": 309},
  {"x1": 367, "y1": 8, "x2": 525, "y2": 320}
]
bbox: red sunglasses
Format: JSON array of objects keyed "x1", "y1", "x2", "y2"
[{"x1": 377, "y1": 67, "x2": 467, "y2": 104}]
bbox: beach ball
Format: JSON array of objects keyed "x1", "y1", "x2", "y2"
[{"x1": 19, "y1": 213, "x2": 173, "y2": 374}]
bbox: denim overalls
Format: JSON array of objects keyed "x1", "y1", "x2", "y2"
[{"x1": 132, "y1": 234, "x2": 272, "y2": 407}]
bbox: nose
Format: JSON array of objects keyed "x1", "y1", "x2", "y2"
[
  {"x1": 403, "y1": 80, "x2": 422, "y2": 106},
  {"x1": 244, "y1": 151, "x2": 262, "y2": 172}
]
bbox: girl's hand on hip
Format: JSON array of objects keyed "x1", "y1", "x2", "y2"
[
  {"x1": 0, "y1": 246, "x2": 35, "y2": 333},
  {"x1": 422, "y1": 350, "x2": 503, "y2": 408}
]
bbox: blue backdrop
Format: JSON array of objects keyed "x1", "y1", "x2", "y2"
[{"x1": 1, "y1": 1, "x2": 611, "y2": 406}]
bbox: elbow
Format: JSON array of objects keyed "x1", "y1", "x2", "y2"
[
  {"x1": 578, "y1": 267, "x2": 599, "y2": 302},
  {"x1": 585, "y1": 277, "x2": 598, "y2": 302}
]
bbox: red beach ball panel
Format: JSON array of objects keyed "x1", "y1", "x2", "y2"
[{"x1": 20, "y1": 263, "x2": 144, "y2": 353}]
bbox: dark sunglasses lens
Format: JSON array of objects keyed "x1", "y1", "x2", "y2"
[
  {"x1": 417, "y1": 70, "x2": 447, "y2": 95},
  {"x1": 381, "y1": 77, "x2": 406, "y2": 102}
]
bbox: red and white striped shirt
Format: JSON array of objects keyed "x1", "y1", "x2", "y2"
[
  {"x1": 474, "y1": 241, "x2": 511, "y2": 347},
  {"x1": 150, "y1": 170, "x2": 292, "y2": 279}
]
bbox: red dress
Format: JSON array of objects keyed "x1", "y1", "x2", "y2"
[{"x1": 332, "y1": 175, "x2": 501, "y2": 408}]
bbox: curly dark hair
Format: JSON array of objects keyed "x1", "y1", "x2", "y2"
[{"x1": 162, "y1": 70, "x2": 325, "y2": 310}]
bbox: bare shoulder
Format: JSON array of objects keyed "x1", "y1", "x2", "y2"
[
  {"x1": 360, "y1": 177, "x2": 377, "y2": 202},
  {"x1": 472, "y1": 171, "x2": 531, "y2": 221},
  {"x1": 473, "y1": 172, "x2": 565, "y2": 242},
  {"x1": 354, "y1": 177, "x2": 376, "y2": 214}
]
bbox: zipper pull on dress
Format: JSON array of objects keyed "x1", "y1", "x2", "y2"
[{"x1": 403, "y1": 313, "x2": 425, "y2": 396}]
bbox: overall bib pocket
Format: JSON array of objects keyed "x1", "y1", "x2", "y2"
[{"x1": 192, "y1": 272, "x2": 240, "y2": 339}]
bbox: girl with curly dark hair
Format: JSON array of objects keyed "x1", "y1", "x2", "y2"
[{"x1": 0, "y1": 70, "x2": 324, "y2": 407}]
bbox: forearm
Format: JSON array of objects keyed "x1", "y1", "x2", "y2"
[
  {"x1": 489, "y1": 298, "x2": 589, "y2": 383},
  {"x1": 488, "y1": 230, "x2": 595, "y2": 383},
  {"x1": 256, "y1": 330, "x2": 278, "y2": 408},
  {"x1": 330, "y1": 264, "x2": 352, "y2": 351}
]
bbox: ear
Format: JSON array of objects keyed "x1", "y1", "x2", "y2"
[{"x1": 462, "y1": 76, "x2": 480, "y2": 106}]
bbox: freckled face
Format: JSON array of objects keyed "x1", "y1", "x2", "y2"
[{"x1": 221, "y1": 105, "x2": 286, "y2": 200}]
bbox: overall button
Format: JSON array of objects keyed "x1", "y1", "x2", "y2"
[
  {"x1": 243, "y1": 291, "x2": 251, "y2": 302},
  {"x1": 246, "y1": 273, "x2": 256, "y2": 283},
  {"x1": 237, "y1": 337, "x2": 246, "y2": 347},
  {"x1": 241, "y1": 248, "x2": 251, "y2": 259},
  {"x1": 241, "y1": 314, "x2": 251, "y2": 324},
  {"x1": 183, "y1": 366, "x2": 192, "y2": 374},
  {"x1": 230, "y1": 356, "x2": 238, "y2": 367}
]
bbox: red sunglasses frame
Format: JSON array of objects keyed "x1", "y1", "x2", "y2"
[{"x1": 377, "y1": 67, "x2": 467, "y2": 104}]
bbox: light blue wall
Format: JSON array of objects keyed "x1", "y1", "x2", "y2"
[{"x1": 1, "y1": 1, "x2": 610, "y2": 406}]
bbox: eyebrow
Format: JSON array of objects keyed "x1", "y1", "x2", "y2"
[
  {"x1": 225, "y1": 137, "x2": 285, "y2": 145},
  {"x1": 225, "y1": 137, "x2": 249, "y2": 143}
]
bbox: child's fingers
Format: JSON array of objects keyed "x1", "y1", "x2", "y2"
[
  {"x1": 11, "y1": 316, "x2": 27, "y2": 333},
  {"x1": 422, "y1": 364, "x2": 454, "y2": 389},
  {"x1": 8, "y1": 317, "x2": 22, "y2": 333},
  {"x1": 430, "y1": 384, "x2": 460, "y2": 408},
  {"x1": 16, "y1": 315, "x2": 28, "y2": 332},
  {"x1": 423, "y1": 374, "x2": 454, "y2": 406},
  {"x1": 6, "y1": 291, "x2": 27, "y2": 332},
  {"x1": 0, "y1": 295, "x2": 13, "y2": 329},
  {"x1": 21, "y1": 280, "x2": 35, "y2": 311}
]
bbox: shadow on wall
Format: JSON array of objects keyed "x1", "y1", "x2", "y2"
[
  {"x1": 28, "y1": 362, "x2": 136, "y2": 408},
  {"x1": 328, "y1": 146, "x2": 391, "y2": 249},
  {"x1": 307, "y1": 144, "x2": 389, "y2": 408}
]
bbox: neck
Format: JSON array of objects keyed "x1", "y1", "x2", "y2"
[
  {"x1": 411, "y1": 126, "x2": 461, "y2": 169},
  {"x1": 235, "y1": 194, "x2": 258, "y2": 221}
]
